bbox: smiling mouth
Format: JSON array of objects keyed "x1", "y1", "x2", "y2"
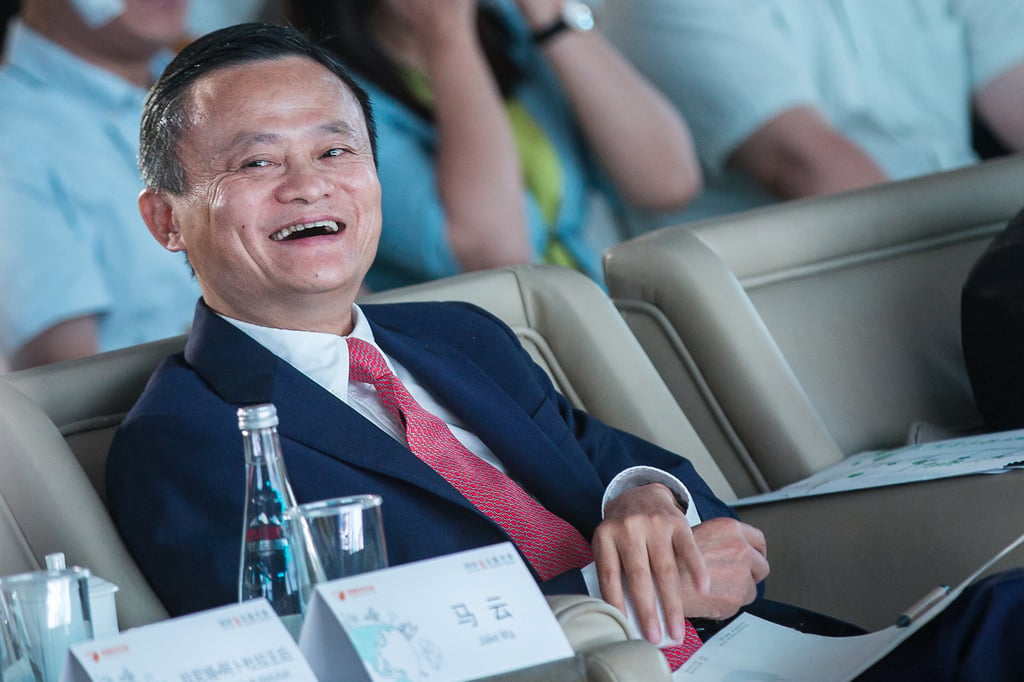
[{"x1": 269, "y1": 220, "x2": 341, "y2": 241}]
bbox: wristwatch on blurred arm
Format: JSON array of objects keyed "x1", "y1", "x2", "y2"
[{"x1": 531, "y1": 0, "x2": 595, "y2": 45}]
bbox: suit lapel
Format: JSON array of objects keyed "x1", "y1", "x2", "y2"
[
  {"x1": 184, "y1": 301, "x2": 489, "y2": 514},
  {"x1": 368, "y1": 319, "x2": 527, "y2": 454},
  {"x1": 367, "y1": 314, "x2": 600, "y2": 517}
]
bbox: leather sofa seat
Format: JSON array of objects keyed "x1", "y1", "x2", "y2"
[
  {"x1": 602, "y1": 155, "x2": 1024, "y2": 627},
  {"x1": 605, "y1": 153, "x2": 1024, "y2": 496}
]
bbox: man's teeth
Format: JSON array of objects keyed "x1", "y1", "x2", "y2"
[{"x1": 270, "y1": 220, "x2": 340, "y2": 241}]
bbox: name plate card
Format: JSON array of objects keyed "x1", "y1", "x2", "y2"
[
  {"x1": 61, "y1": 599, "x2": 317, "y2": 682},
  {"x1": 299, "y1": 542, "x2": 575, "y2": 681}
]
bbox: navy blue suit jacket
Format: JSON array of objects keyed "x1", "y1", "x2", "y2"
[{"x1": 107, "y1": 300, "x2": 736, "y2": 616}]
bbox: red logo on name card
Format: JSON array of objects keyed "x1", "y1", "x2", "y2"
[
  {"x1": 88, "y1": 645, "x2": 130, "y2": 663},
  {"x1": 337, "y1": 585, "x2": 376, "y2": 601}
]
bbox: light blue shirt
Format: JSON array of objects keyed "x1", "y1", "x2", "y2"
[
  {"x1": 604, "y1": 0, "x2": 1024, "y2": 224},
  {"x1": 360, "y1": 0, "x2": 610, "y2": 292},
  {"x1": 0, "y1": 20, "x2": 200, "y2": 356}
]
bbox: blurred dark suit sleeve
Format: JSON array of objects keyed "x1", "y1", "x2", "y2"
[{"x1": 962, "y1": 205, "x2": 1024, "y2": 430}]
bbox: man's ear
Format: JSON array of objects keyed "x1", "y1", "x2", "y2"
[{"x1": 139, "y1": 189, "x2": 186, "y2": 252}]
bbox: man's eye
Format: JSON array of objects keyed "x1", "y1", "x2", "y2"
[
  {"x1": 323, "y1": 148, "x2": 347, "y2": 158},
  {"x1": 244, "y1": 159, "x2": 272, "y2": 168}
]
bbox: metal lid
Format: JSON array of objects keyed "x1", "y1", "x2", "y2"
[{"x1": 237, "y1": 403, "x2": 278, "y2": 431}]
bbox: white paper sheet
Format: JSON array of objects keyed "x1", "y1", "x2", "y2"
[
  {"x1": 733, "y1": 428, "x2": 1024, "y2": 507},
  {"x1": 674, "y1": 530, "x2": 1024, "y2": 681}
]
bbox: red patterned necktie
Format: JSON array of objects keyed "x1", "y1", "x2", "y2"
[{"x1": 346, "y1": 337, "x2": 702, "y2": 668}]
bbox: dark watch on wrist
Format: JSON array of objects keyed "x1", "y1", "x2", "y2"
[{"x1": 531, "y1": 0, "x2": 595, "y2": 45}]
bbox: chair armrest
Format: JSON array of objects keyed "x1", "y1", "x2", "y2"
[
  {"x1": 546, "y1": 594, "x2": 634, "y2": 651},
  {"x1": 545, "y1": 594, "x2": 671, "y2": 682},
  {"x1": 472, "y1": 655, "x2": 588, "y2": 681},
  {"x1": 581, "y1": 640, "x2": 672, "y2": 682},
  {"x1": 739, "y1": 470, "x2": 1024, "y2": 629}
]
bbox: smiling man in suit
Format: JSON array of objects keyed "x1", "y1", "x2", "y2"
[
  {"x1": 108, "y1": 22, "x2": 1024, "y2": 681},
  {"x1": 110, "y1": 20, "x2": 753, "y2": 650}
]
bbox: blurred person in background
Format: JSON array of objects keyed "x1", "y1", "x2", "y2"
[
  {"x1": 0, "y1": 0, "x2": 201, "y2": 369},
  {"x1": 184, "y1": 0, "x2": 270, "y2": 38},
  {"x1": 282, "y1": 0, "x2": 701, "y2": 292},
  {"x1": 961, "y1": 204, "x2": 1024, "y2": 432},
  {"x1": 1, "y1": 0, "x2": 17, "y2": 50},
  {"x1": 602, "y1": 0, "x2": 1024, "y2": 227}
]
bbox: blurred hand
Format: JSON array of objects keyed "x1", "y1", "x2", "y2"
[
  {"x1": 376, "y1": 0, "x2": 478, "y2": 53},
  {"x1": 512, "y1": 0, "x2": 565, "y2": 30}
]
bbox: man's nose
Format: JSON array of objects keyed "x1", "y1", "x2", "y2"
[{"x1": 276, "y1": 162, "x2": 332, "y2": 203}]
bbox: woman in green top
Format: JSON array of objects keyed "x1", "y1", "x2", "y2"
[{"x1": 282, "y1": 0, "x2": 701, "y2": 291}]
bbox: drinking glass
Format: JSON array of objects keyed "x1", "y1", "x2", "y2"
[
  {"x1": 287, "y1": 495, "x2": 388, "y2": 608},
  {"x1": 0, "y1": 591, "x2": 38, "y2": 682},
  {"x1": 0, "y1": 567, "x2": 93, "y2": 682}
]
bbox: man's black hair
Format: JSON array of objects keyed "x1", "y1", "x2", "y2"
[{"x1": 139, "y1": 22, "x2": 377, "y2": 194}]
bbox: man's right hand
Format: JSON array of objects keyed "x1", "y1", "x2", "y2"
[{"x1": 379, "y1": 0, "x2": 478, "y2": 57}]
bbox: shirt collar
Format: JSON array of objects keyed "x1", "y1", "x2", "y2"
[
  {"x1": 3, "y1": 18, "x2": 171, "y2": 109},
  {"x1": 217, "y1": 305, "x2": 389, "y2": 402}
]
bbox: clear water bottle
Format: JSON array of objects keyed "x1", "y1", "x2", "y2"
[{"x1": 237, "y1": 403, "x2": 304, "y2": 639}]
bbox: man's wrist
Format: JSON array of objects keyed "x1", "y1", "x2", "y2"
[
  {"x1": 647, "y1": 482, "x2": 689, "y2": 515},
  {"x1": 602, "y1": 466, "x2": 692, "y2": 519}
]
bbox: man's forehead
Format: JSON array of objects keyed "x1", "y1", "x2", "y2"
[{"x1": 185, "y1": 56, "x2": 363, "y2": 124}]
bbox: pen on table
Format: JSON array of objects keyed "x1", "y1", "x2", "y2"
[{"x1": 895, "y1": 585, "x2": 950, "y2": 627}]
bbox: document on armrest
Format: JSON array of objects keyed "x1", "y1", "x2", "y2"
[
  {"x1": 676, "y1": 530, "x2": 1024, "y2": 681},
  {"x1": 732, "y1": 428, "x2": 1024, "y2": 508}
]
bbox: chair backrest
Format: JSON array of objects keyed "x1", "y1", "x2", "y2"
[
  {"x1": 604, "y1": 154, "x2": 1024, "y2": 496},
  {"x1": 0, "y1": 336, "x2": 184, "y2": 629},
  {"x1": 0, "y1": 264, "x2": 734, "y2": 631},
  {"x1": 362, "y1": 265, "x2": 733, "y2": 499}
]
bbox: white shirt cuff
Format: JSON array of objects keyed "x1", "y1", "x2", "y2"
[{"x1": 602, "y1": 465, "x2": 702, "y2": 527}]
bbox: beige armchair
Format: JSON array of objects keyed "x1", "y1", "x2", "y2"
[
  {"x1": 604, "y1": 154, "x2": 1024, "y2": 495},
  {"x1": 603, "y1": 155, "x2": 1024, "y2": 627},
  {"x1": 0, "y1": 265, "x2": 673, "y2": 681}
]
